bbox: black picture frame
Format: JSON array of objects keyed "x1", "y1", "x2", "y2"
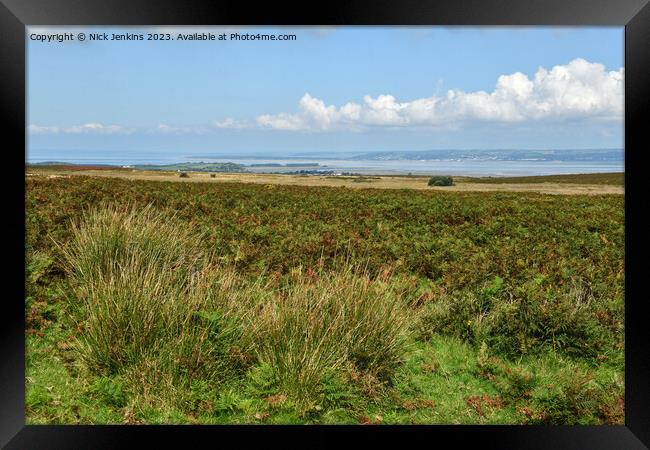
[{"x1": 2, "y1": 0, "x2": 648, "y2": 448}]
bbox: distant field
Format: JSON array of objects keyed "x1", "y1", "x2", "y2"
[
  {"x1": 26, "y1": 165, "x2": 624, "y2": 195},
  {"x1": 466, "y1": 172, "x2": 624, "y2": 186}
]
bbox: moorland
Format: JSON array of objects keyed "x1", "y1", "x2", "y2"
[{"x1": 25, "y1": 170, "x2": 624, "y2": 424}]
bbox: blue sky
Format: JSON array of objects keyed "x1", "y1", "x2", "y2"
[{"x1": 27, "y1": 26, "x2": 624, "y2": 156}]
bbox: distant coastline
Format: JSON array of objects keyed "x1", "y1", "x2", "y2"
[{"x1": 27, "y1": 148, "x2": 624, "y2": 177}]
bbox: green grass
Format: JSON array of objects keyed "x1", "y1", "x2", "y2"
[{"x1": 25, "y1": 175, "x2": 624, "y2": 424}]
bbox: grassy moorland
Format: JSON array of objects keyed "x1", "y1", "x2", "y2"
[
  {"x1": 26, "y1": 166, "x2": 624, "y2": 195},
  {"x1": 467, "y1": 172, "x2": 624, "y2": 186},
  {"x1": 25, "y1": 175, "x2": 624, "y2": 424}
]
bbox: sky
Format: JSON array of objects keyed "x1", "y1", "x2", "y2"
[{"x1": 27, "y1": 26, "x2": 624, "y2": 157}]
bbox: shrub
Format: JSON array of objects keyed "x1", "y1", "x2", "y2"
[
  {"x1": 419, "y1": 277, "x2": 611, "y2": 358},
  {"x1": 428, "y1": 176, "x2": 453, "y2": 187},
  {"x1": 528, "y1": 367, "x2": 611, "y2": 424},
  {"x1": 179, "y1": 172, "x2": 189, "y2": 178},
  {"x1": 210, "y1": 174, "x2": 216, "y2": 178},
  {"x1": 481, "y1": 281, "x2": 608, "y2": 358}
]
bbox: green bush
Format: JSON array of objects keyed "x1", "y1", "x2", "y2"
[
  {"x1": 481, "y1": 281, "x2": 609, "y2": 358},
  {"x1": 419, "y1": 277, "x2": 612, "y2": 358},
  {"x1": 528, "y1": 367, "x2": 610, "y2": 424},
  {"x1": 428, "y1": 176, "x2": 454, "y2": 186},
  {"x1": 179, "y1": 172, "x2": 189, "y2": 178}
]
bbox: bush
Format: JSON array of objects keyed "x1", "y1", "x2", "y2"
[
  {"x1": 179, "y1": 172, "x2": 189, "y2": 178},
  {"x1": 528, "y1": 367, "x2": 611, "y2": 425},
  {"x1": 418, "y1": 277, "x2": 611, "y2": 358},
  {"x1": 481, "y1": 281, "x2": 608, "y2": 358},
  {"x1": 210, "y1": 174, "x2": 216, "y2": 178},
  {"x1": 428, "y1": 176, "x2": 453, "y2": 187}
]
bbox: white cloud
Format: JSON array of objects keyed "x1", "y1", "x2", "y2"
[
  {"x1": 257, "y1": 93, "x2": 363, "y2": 131},
  {"x1": 28, "y1": 123, "x2": 132, "y2": 134},
  {"x1": 28, "y1": 124, "x2": 59, "y2": 134},
  {"x1": 29, "y1": 121, "x2": 249, "y2": 136},
  {"x1": 251, "y1": 58, "x2": 623, "y2": 132},
  {"x1": 158, "y1": 119, "x2": 253, "y2": 132},
  {"x1": 213, "y1": 118, "x2": 250, "y2": 129},
  {"x1": 156, "y1": 123, "x2": 211, "y2": 134},
  {"x1": 257, "y1": 112, "x2": 306, "y2": 131},
  {"x1": 30, "y1": 59, "x2": 622, "y2": 137}
]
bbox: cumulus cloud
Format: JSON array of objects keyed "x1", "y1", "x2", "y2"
[
  {"x1": 257, "y1": 94, "x2": 363, "y2": 131},
  {"x1": 28, "y1": 123, "x2": 132, "y2": 134},
  {"x1": 252, "y1": 58, "x2": 623, "y2": 132},
  {"x1": 30, "y1": 59, "x2": 622, "y2": 137}
]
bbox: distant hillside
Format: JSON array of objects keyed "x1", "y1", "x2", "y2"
[
  {"x1": 351, "y1": 149, "x2": 624, "y2": 162},
  {"x1": 29, "y1": 161, "x2": 115, "y2": 167},
  {"x1": 30, "y1": 161, "x2": 75, "y2": 166},
  {"x1": 134, "y1": 162, "x2": 246, "y2": 173}
]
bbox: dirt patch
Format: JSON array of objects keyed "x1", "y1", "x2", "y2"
[{"x1": 466, "y1": 394, "x2": 507, "y2": 417}]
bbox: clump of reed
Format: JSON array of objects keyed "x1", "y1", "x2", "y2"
[
  {"x1": 244, "y1": 266, "x2": 410, "y2": 409},
  {"x1": 59, "y1": 204, "x2": 412, "y2": 413}
]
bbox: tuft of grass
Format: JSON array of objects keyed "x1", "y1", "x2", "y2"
[
  {"x1": 58, "y1": 205, "x2": 245, "y2": 394},
  {"x1": 243, "y1": 266, "x2": 411, "y2": 412},
  {"x1": 55, "y1": 205, "x2": 413, "y2": 416}
]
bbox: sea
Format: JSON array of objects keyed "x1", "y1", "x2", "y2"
[{"x1": 26, "y1": 149, "x2": 624, "y2": 177}]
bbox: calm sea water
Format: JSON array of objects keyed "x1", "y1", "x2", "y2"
[{"x1": 26, "y1": 149, "x2": 624, "y2": 177}]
